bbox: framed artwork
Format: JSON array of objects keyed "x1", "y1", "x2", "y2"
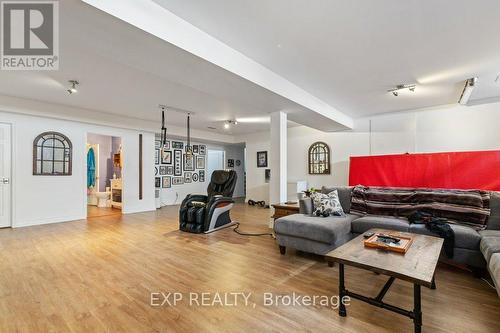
[
  {"x1": 265, "y1": 169, "x2": 271, "y2": 183},
  {"x1": 308, "y1": 142, "x2": 331, "y2": 175},
  {"x1": 184, "y1": 154, "x2": 195, "y2": 171},
  {"x1": 166, "y1": 165, "x2": 174, "y2": 175},
  {"x1": 155, "y1": 166, "x2": 158, "y2": 176},
  {"x1": 227, "y1": 159, "x2": 234, "y2": 168},
  {"x1": 184, "y1": 172, "x2": 192, "y2": 183},
  {"x1": 192, "y1": 173, "x2": 198, "y2": 182},
  {"x1": 196, "y1": 155, "x2": 205, "y2": 169},
  {"x1": 159, "y1": 165, "x2": 167, "y2": 175},
  {"x1": 174, "y1": 150, "x2": 182, "y2": 176},
  {"x1": 161, "y1": 150, "x2": 172, "y2": 164},
  {"x1": 172, "y1": 177, "x2": 184, "y2": 185},
  {"x1": 257, "y1": 151, "x2": 268, "y2": 168},
  {"x1": 155, "y1": 177, "x2": 161, "y2": 188},
  {"x1": 163, "y1": 141, "x2": 171, "y2": 150},
  {"x1": 162, "y1": 176, "x2": 171, "y2": 188},
  {"x1": 155, "y1": 149, "x2": 160, "y2": 164},
  {"x1": 199, "y1": 170, "x2": 205, "y2": 182},
  {"x1": 235, "y1": 160, "x2": 241, "y2": 167},
  {"x1": 193, "y1": 145, "x2": 199, "y2": 154},
  {"x1": 172, "y1": 141, "x2": 184, "y2": 149},
  {"x1": 155, "y1": 140, "x2": 161, "y2": 149},
  {"x1": 199, "y1": 145, "x2": 206, "y2": 155}
]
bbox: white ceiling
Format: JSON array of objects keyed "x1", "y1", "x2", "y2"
[
  {"x1": 2, "y1": 0, "x2": 500, "y2": 138},
  {"x1": 0, "y1": 0, "x2": 340, "y2": 136},
  {"x1": 153, "y1": 0, "x2": 500, "y2": 116}
]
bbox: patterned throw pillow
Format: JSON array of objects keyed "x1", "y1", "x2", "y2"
[{"x1": 310, "y1": 190, "x2": 345, "y2": 217}]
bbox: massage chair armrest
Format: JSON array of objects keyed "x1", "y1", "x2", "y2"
[
  {"x1": 207, "y1": 196, "x2": 235, "y2": 209},
  {"x1": 181, "y1": 194, "x2": 208, "y2": 208}
]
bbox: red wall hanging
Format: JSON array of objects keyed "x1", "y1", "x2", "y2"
[{"x1": 349, "y1": 150, "x2": 500, "y2": 191}]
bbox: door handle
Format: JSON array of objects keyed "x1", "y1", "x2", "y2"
[{"x1": 1, "y1": 178, "x2": 9, "y2": 184}]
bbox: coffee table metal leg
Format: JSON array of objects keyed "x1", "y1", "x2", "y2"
[
  {"x1": 339, "y1": 263, "x2": 347, "y2": 317},
  {"x1": 413, "y1": 284, "x2": 422, "y2": 333},
  {"x1": 431, "y1": 276, "x2": 436, "y2": 290}
]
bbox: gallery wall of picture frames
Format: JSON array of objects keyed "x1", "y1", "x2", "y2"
[{"x1": 154, "y1": 135, "x2": 207, "y2": 188}]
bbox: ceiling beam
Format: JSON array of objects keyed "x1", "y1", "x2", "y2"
[{"x1": 81, "y1": 0, "x2": 353, "y2": 130}]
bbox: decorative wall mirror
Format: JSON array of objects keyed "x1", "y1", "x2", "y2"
[
  {"x1": 33, "y1": 132, "x2": 73, "y2": 175},
  {"x1": 308, "y1": 142, "x2": 330, "y2": 174}
]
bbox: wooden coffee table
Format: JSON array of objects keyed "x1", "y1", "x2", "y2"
[{"x1": 325, "y1": 228, "x2": 444, "y2": 333}]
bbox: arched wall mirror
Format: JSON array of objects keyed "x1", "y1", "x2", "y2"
[
  {"x1": 33, "y1": 132, "x2": 73, "y2": 175},
  {"x1": 308, "y1": 142, "x2": 331, "y2": 174}
]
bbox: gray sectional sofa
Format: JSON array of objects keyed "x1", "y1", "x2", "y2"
[{"x1": 274, "y1": 186, "x2": 500, "y2": 296}]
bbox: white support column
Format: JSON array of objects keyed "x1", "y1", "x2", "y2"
[{"x1": 269, "y1": 111, "x2": 287, "y2": 226}]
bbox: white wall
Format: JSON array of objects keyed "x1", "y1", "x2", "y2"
[
  {"x1": 224, "y1": 144, "x2": 246, "y2": 198},
  {"x1": 238, "y1": 101, "x2": 500, "y2": 205},
  {"x1": 0, "y1": 110, "x2": 156, "y2": 228},
  {"x1": 158, "y1": 142, "x2": 246, "y2": 205}
]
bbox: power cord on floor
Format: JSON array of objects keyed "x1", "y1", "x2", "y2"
[
  {"x1": 233, "y1": 222, "x2": 275, "y2": 238},
  {"x1": 481, "y1": 277, "x2": 496, "y2": 290}
]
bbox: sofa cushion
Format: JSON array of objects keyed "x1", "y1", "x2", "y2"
[
  {"x1": 351, "y1": 215, "x2": 409, "y2": 234},
  {"x1": 487, "y1": 191, "x2": 500, "y2": 230},
  {"x1": 311, "y1": 190, "x2": 344, "y2": 216},
  {"x1": 488, "y1": 253, "x2": 500, "y2": 297},
  {"x1": 409, "y1": 223, "x2": 481, "y2": 250},
  {"x1": 274, "y1": 213, "x2": 358, "y2": 244},
  {"x1": 480, "y1": 232, "x2": 500, "y2": 262},
  {"x1": 322, "y1": 186, "x2": 352, "y2": 213}
]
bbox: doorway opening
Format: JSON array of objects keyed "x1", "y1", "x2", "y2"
[
  {"x1": 206, "y1": 149, "x2": 225, "y2": 180},
  {"x1": 0, "y1": 123, "x2": 12, "y2": 228},
  {"x1": 86, "y1": 133, "x2": 122, "y2": 218}
]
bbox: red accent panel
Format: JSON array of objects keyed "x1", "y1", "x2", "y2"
[{"x1": 349, "y1": 151, "x2": 500, "y2": 191}]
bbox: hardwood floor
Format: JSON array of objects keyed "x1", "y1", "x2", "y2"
[
  {"x1": 87, "y1": 206, "x2": 122, "y2": 218},
  {"x1": 0, "y1": 203, "x2": 498, "y2": 332}
]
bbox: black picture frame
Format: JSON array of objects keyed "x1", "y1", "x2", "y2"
[
  {"x1": 196, "y1": 155, "x2": 205, "y2": 169},
  {"x1": 193, "y1": 145, "x2": 199, "y2": 154},
  {"x1": 172, "y1": 177, "x2": 184, "y2": 185},
  {"x1": 199, "y1": 145, "x2": 206, "y2": 155},
  {"x1": 227, "y1": 159, "x2": 234, "y2": 168},
  {"x1": 166, "y1": 165, "x2": 173, "y2": 175},
  {"x1": 155, "y1": 177, "x2": 161, "y2": 188},
  {"x1": 155, "y1": 149, "x2": 160, "y2": 164},
  {"x1": 257, "y1": 151, "x2": 268, "y2": 168},
  {"x1": 161, "y1": 150, "x2": 172, "y2": 164},
  {"x1": 199, "y1": 170, "x2": 205, "y2": 182},
  {"x1": 159, "y1": 166, "x2": 167, "y2": 175},
  {"x1": 183, "y1": 154, "x2": 195, "y2": 171},
  {"x1": 174, "y1": 150, "x2": 182, "y2": 176},
  {"x1": 172, "y1": 141, "x2": 184, "y2": 149},
  {"x1": 184, "y1": 172, "x2": 192, "y2": 183},
  {"x1": 162, "y1": 176, "x2": 171, "y2": 188},
  {"x1": 192, "y1": 172, "x2": 198, "y2": 182}
]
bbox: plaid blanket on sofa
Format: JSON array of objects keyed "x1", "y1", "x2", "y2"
[{"x1": 350, "y1": 186, "x2": 491, "y2": 230}]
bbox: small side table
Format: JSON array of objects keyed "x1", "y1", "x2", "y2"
[{"x1": 271, "y1": 202, "x2": 299, "y2": 221}]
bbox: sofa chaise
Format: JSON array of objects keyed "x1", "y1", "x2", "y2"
[{"x1": 274, "y1": 186, "x2": 500, "y2": 295}]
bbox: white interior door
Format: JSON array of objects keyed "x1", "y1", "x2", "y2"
[{"x1": 0, "y1": 124, "x2": 11, "y2": 227}]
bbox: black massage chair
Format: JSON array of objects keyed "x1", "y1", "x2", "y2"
[{"x1": 179, "y1": 170, "x2": 237, "y2": 233}]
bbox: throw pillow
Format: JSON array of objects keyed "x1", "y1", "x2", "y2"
[{"x1": 310, "y1": 190, "x2": 345, "y2": 217}]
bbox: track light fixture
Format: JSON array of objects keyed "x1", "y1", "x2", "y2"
[
  {"x1": 224, "y1": 120, "x2": 238, "y2": 129},
  {"x1": 388, "y1": 84, "x2": 416, "y2": 97},
  {"x1": 67, "y1": 80, "x2": 79, "y2": 94},
  {"x1": 458, "y1": 77, "x2": 478, "y2": 105}
]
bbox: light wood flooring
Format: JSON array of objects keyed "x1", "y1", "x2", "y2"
[{"x1": 0, "y1": 203, "x2": 499, "y2": 332}]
